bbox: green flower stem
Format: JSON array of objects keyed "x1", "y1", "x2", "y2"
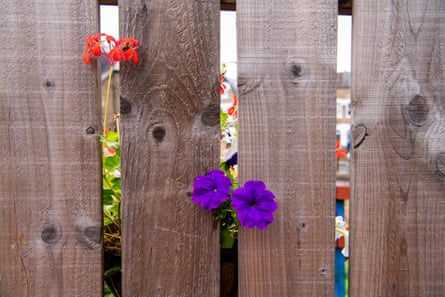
[
  {"x1": 103, "y1": 174, "x2": 120, "y2": 201},
  {"x1": 103, "y1": 66, "x2": 114, "y2": 132}
]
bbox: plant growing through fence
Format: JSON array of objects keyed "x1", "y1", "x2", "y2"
[
  {"x1": 84, "y1": 34, "x2": 280, "y2": 295},
  {"x1": 84, "y1": 32, "x2": 139, "y2": 296},
  {"x1": 192, "y1": 66, "x2": 278, "y2": 249}
]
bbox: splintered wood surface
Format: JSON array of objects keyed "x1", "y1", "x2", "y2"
[
  {"x1": 119, "y1": 1, "x2": 221, "y2": 296},
  {"x1": 351, "y1": 0, "x2": 445, "y2": 296},
  {"x1": 237, "y1": 1, "x2": 337, "y2": 296},
  {"x1": 0, "y1": 1, "x2": 103, "y2": 296}
]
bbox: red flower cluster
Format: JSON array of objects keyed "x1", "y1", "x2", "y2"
[{"x1": 83, "y1": 33, "x2": 139, "y2": 65}]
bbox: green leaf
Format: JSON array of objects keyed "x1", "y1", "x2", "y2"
[
  {"x1": 220, "y1": 109, "x2": 229, "y2": 127},
  {"x1": 103, "y1": 189, "x2": 114, "y2": 205},
  {"x1": 104, "y1": 153, "x2": 120, "y2": 170}
]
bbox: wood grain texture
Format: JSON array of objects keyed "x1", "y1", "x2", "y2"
[
  {"x1": 351, "y1": 0, "x2": 445, "y2": 296},
  {"x1": 237, "y1": 1, "x2": 337, "y2": 296},
  {"x1": 119, "y1": 1, "x2": 220, "y2": 296},
  {"x1": 0, "y1": 1, "x2": 102, "y2": 296},
  {"x1": 99, "y1": 0, "x2": 236, "y2": 10}
]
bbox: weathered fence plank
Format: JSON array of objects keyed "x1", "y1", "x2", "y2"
[
  {"x1": 351, "y1": 0, "x2": 445, "y2": 296},
  {"x1": 237, "y1": 1, "x2": 337, "y2": 296},
  {"x1": 119, "y1": 1, "x2": 220, "y2": 296},
  {"x1": 0, "y1": 1, "x2": 102, "y2": 296}
]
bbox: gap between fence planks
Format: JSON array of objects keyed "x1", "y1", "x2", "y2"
[
  {"x1": 119, "y1": 1, "x2": 221, "y2": 296},
  {"x1": 0, "y1": 1, "x2": 103, "y2": 296},
  {"x1": 351, "y1": 0, "x2": 445, "y2": 296},
  {"x1": 237, "y1": 1, "x2": 337, "y2": 296}
]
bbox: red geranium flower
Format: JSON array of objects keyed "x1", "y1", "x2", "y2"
[
  {"x1": 117, "y1": 37, "x2": 139, "y2": 64},
  {"x1": 83, "y1": 33, "x2": 105, "y2": 64},
  {"x1": 83, "y1": 33, "x2": 139, "y2": 65}
]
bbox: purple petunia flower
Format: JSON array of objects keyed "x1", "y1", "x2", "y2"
[
  {"x1": 192, "y1": 170, "x2": 232, "y2": 210},
  {"x1": 232, "y1": 180, "x2": 277, "y2": 230},
  {"x1": 225, "y1": 152, "x2": 238, "y2": 167}
]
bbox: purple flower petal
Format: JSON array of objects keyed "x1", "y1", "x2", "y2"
[
  {"x1": 232, "y1": 180, "x2": 277, "y2": 230},
  {"x1": 192, "y1": 170, "x2": 231, "y2": 210},
  {"x1": 226, "y1": 152, "x2": 238, "y2": 166}
]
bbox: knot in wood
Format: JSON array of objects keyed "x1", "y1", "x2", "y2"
[
  {"x1": 120, "y1": 96, "x2": 132, "y2": 114},
  {"x1": 319, "y1": 267, "x2": 328, "y2": 276},
  {"x1": 285, "y1": 57, "x2": 308, "y2": 82},
  {"x1": 402, "y1": 95, "x2": 429, "y2": 127},
  {"x1": 43, "y1": 79, "x2": 54, "y2": 89},
  {"x1": 201, "y1": 105, "x2": 220, "y2": 126},
  {"x1": 76, "y1": 223, "x2": 101, "y2": 250},
  {"x1": 86, "y1": 127, "x2": 95, "y2": 134},
  {"x1": 352, "y1": 124, "x2": 367, "y2": 149},
  {"x1": 41, "y1": 223, "x2": 61, "y2": 244},
  {"x1": 152, "y1": 125, "x2": 166, "y2": 142}
]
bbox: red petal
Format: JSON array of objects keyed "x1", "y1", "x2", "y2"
[
  {"x1": 113, "y1": 50, "x2": 122, "y2": 61},
  {"x1": 122, "y1": 48, "x2": 132, "y2": 59},
  {"x1": 133, "y1": 52, "x2": 139, "y2": 64},
  {"x1": 83, "y1": 51, "x2": 90, "y2": 64},
  {"x1": 93, "y1": 44, "x2": 101, "y2": 56},
  {"x1": 106, "y1": 34, "x2": 116, "y2": 43}
]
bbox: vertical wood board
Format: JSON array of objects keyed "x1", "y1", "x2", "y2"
[
  {"x1": 351, "y1": 0, "x2": 445, "y2": 296},
  {"x1": 0, "y1": 1, "x2": 102, "y2": 296},
  {"x1": 119, "y1": 1, "x2": 221, "y2": 296},
  {"x1": 237, "y1": 1, "x2": 337, "y2": 296}
]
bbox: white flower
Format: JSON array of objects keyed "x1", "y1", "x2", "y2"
[{"x1": 335, "y1": 216, "x2": 349, "y2": 258}]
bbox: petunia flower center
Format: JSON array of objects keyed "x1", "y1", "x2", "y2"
[{"x1": 249, "y1": 201, "x2": 257, "y2": 207}]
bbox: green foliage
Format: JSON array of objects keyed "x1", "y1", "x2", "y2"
[
  {"x1": 216, "y1": 91, "x2": 239, "y2": 248},
  {"x1": 101, "y1": 131, "x2": 121, "y2": 256},
  {"x1": 220, "y1": 109, "x2": 229, "y2": 133},
  {"x1": 104, "y1": 283, "x2": 114, "y2": 297}
]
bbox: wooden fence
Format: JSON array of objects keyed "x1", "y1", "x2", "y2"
[{"x1": 1, "y1": 0, "x2": 444, "y2": 296}]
